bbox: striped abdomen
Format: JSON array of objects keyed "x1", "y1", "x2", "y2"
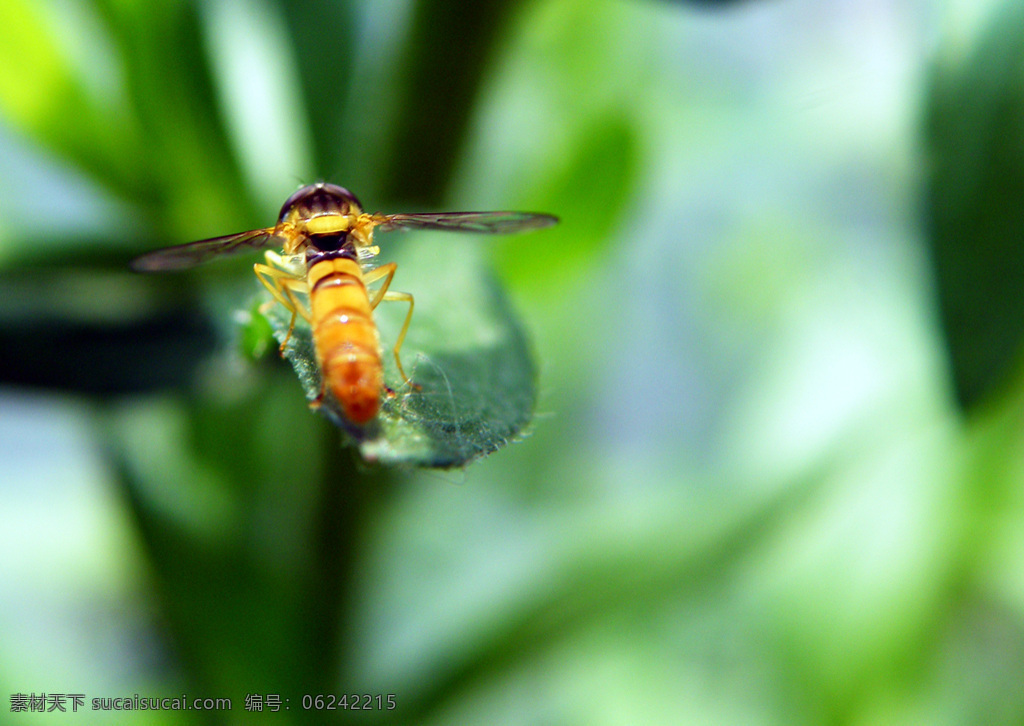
[{"x1": 308, "y1": 257, "x2": 382, "y2": 424}]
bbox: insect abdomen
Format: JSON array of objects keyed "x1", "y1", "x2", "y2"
[{"x1": 308, "y1": 258, "x2": 382, "y2": 424}]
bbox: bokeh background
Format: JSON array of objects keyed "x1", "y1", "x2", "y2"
[{"x1": 4, "y1": 0, "x2": 1024, "y2": 722}]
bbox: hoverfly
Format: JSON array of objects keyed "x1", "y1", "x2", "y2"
[{"x1": 132, "y1": 182, "x2": 557, "y2": 425}]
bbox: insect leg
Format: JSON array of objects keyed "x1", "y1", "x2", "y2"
[
  {"x1": 260, "y1": 251, "x2": 311, "y2": 318},
  {"x1": 362, "y1": 263, "x2": 417, "y2": 388},
  {"x1": 253, "y1": 262, "x2": 310, "y2": 351},
  {"x1": 363, "y1": 262, "x2": 397, "y2": 308},
  {"x1": 381, "y1": 290, "x2": 416, "y2": 388},
  {"x1": 277, "y1": 276, "x2": 311, "y2": 321},
  {"x1": 254, "y1": 262, "x2": 296, "y2": 311}
]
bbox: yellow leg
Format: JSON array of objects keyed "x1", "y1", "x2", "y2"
[
  {"x1": 254, "y1": 262, "x2": 296, "y2": 311},
  {"x1": 381, "y1": 290, "x2": 416, "y2": 388},
  {"x1": 254, "y1": 261, "x2": 311, "y2": 351},
  {"x1": 363, "y1": 262, "x2": 397, "y2": 307},
  {"x1": 362, "y1": 263, "x2": 417, "y2": 387}
]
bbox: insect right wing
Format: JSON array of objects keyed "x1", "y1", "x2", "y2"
[
  {"x1": 130, "y1": 229, "x2": 280, "y2": 272},
  {"x1": 374, "y1": 211, "x2": 559, "y2": 235}
]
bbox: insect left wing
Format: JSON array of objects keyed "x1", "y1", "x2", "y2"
[
  {"x1": 374, "y1": 211, "x2": 559, "y2": 235},
  {"x1": 131, "y1": 229, "x2": 280, "y2": 272}
]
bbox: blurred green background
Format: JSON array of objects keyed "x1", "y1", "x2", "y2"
[{"x1": 5, "y1": 0, "x2": 1024, "y2": 722}]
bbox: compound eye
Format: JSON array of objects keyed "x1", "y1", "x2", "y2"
[{"x1": 278, "y1": 183, "x2": 363, "y2": 222}]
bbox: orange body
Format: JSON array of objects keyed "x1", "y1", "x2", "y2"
[{"x1": 307, "y1": 257, "x2": 382, "y2": 424}]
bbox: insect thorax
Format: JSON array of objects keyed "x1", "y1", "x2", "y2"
[{"x1": 306, "y1": 232, "x2": 358, "y2": 265}]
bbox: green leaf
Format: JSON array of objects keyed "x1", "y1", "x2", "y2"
[
  {"x1": 237, "y1": 297, "x2": 276, "y2": 362},
  {"x1": 378, "y1": 0, "x2": 524, "y2": 206},
  {"x1": 96, "y1": 0, "x2": 255, "y2": 233},
  {"x1": 494, "y1": 114, "x2": 639, "y2": 295},
  {"x1": 0, "y1": 0, "x2": 147, "y2": 196},
  {"x1": 263, "y1": 236, "x2": 537, "y2": 468},
  {"x1": 275, "y1": 0, "x2": 356, "y2": 178},
  {"x1": 926, "y1": 0, "x2": 1024, "y2": 410}
]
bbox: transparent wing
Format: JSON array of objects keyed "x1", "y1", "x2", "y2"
[
  {"x1": 130, "y1": 229, "x2": 280, "y2": 272},
  {"x1": 375, "y1": 211, "x2": 558, "y2": 235}
]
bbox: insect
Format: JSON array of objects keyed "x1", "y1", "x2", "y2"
[{"x1": 132, "y1": 182, "x2": 557, "y2": 425}]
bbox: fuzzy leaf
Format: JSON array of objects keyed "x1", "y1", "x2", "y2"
[{"x1": 262, "y1": 235, "x2": 537, "y2": 468}]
